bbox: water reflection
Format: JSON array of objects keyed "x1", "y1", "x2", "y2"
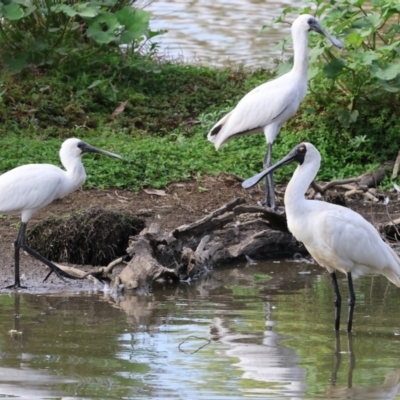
[
  {"x1": 0, "y1": 294, "x2": 78, "y2": 399},
  {"x1": 147, "y1": 0, "x2": 302, "y2": 67},
  {"x1": 0, "y1": 262, "x2": 399, "y2": 398},
  {"x1": 326, "y1": 333, "x2": 400, "y2": 400}
]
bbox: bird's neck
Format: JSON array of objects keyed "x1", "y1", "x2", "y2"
[
  {"x1": 292, "y1": 30, "x2": 309, "y2": 75},
  {"x1": 62, "y1": 158, "x2": 86, "y2": 191},
  {"x1": 284, "y1": 160, "x2": 319, "y2": 212}
]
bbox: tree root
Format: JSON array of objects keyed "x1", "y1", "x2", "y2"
[{"x1": 308, "y1": 164, "x2": 391, "y2": 204}]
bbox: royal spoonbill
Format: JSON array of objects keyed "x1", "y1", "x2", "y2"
[
  {"x1": 0, "y1": 138, "x2": 122, "y2": 289},
  {"x1": 207, "y1": 14, "x2": 343, "y2": 209},
  {"x1": 242, "y1": 143, "x2": 400, "y2": 332}
]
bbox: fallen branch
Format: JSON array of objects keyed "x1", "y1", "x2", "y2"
[
  {"x1": 392, "y1": 150, "x2": 400, "y2": 180},
  {"x1": 172, "y1": 197, "x2": 246, "y2": 238}
]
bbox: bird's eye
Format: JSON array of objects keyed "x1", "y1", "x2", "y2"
[
  {"x1": 299, "y1": 146, "x2": 305, "y2": 152},
  {"x1": 307, "y1": 18, "x2": 314, "y2": 25}
]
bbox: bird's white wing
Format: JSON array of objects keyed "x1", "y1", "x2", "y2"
[
  {"x1": 207, "y1": 74, "x2": 303, "y2": 148},
  {"x1": 0, "y1": 164, "x2": 65, "y2": 215},
  {"x1": 310, "y1": 206, "x2": 400, "y2": 281}
]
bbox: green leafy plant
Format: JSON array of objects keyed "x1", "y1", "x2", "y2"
[
  {"x1": 271, "y1": 0, "x2": 400, "y2": 127},
  {"x1": 0, "y1": 0, "x2": 165, "y2": 72}
]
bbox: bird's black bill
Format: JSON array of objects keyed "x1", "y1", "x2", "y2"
[
  {"x1": 242, "y1": 143, "x2": 308, "y2": 189},
  {"x1": 242, "y1": 152, "x2": 297, "y2": 189},
  {"x1": 79, "y1": 142, "x2": 122, "y2": 160},
  {"x1": 311, "y1": 21, "x2": 343, "y2": 49}
]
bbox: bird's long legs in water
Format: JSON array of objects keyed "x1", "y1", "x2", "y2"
[
  {"x1": 347, "y1": 272, "x2": 356, "y2": 333},
  {"x1": 330, "y1": 272, "x2": 356, "y2": 332},
  {"x1": 6, "y1": 222, "x2": 82, "y2": 289},
  {"x1": 330, "y1": 272, "x2": 342, "y2": 331},
  {"x1": 263, "y1": 143, "x2": 276, "y2": 209}
]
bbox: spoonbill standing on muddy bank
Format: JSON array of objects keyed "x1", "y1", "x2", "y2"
[
  {"x1": 242, "y1": 142, "x2": 400, "y2": 332},
  {"x1": 207, "y1": 14, "x2": 343, "y2": 209},
  {"x1": 0, "y1": 138, "x2": 122, "y2": 289}
]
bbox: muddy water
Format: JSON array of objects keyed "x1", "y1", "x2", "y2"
[
  {"x1": 1, "y1": 260, "x2": 400, "y2": 399},
  {"x1": 146, "y1": 0, "x2": 302, "y2": 67}
]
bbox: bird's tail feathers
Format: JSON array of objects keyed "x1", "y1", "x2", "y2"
[
  {"x1": 207, "y1": 111, "x2": 233, "y2": 150},
  {"x1": 382, "y1": 246, "x2": 400, "y2": 287},
  {"x1": 382, "y1": 269, "x2": 400, "y2": 288}
]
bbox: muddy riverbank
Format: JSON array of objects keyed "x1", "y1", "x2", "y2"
[{"x1": 0, "y1": 175, "x2": 399, "y2": 294}]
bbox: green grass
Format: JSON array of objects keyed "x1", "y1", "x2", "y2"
[{"x1": 0, "y1": 58, "x2": 400, "y2": 191}]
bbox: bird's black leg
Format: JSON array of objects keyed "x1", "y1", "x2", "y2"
[
  {"x1": 347, "y1": 272, "x2": 356, "y2": 333},
  {"x1": 263, "y1": 143, "x2": 276, "y2": 209},
  {"x1": 21, "y1": 244, "x2": 83, "y2": 283},
  {"x1": 6, "y1": 223, "x2": 28, "y2": 289},
  {"x1": 10, "y1": 222, "x2": 83, "y2": 284},
  {"x1": 330, "y1": 272, "x2": 342, "y2": 331}
]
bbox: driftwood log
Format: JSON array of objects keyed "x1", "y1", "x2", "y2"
[
  {"x1": 114, "y1": 197, "x2": 304, "y2": 291},
  {"x1": 53, "y1": 197, "x2": 304, "y2": 291},
  {"x1": 51, "y1": 161, "x2": 400, "y2": 292}
]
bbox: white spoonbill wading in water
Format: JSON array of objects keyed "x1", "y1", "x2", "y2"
[
  {"x1": 207, "y1": 14, "x2": 343, "y2": 209},
  {"x1": 242, "y1": 143, "x2": 400, "y2": 332},
  {"x1": 0, "y1": 138, "x2": 122, "y2": 289}
]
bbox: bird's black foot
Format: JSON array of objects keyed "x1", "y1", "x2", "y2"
[
  {"x1": 6, "y1": 283, "x2": 27, "y2": 290},
  {"x1": 43, "y1": 264, "x2": 82, "y2": 283}
]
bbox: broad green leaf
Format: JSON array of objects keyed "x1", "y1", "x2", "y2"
[
  {"x1": 3, "y1": 4, "x2": 24, "y2": 20},
  {"x1": 371, "y1": 62, "x2": 400, "y2": 80},
  {"x1": 308, "y1": 46, "x2": 325, "y2": 62},
  {"x1": 86, "y1": 12, "x2": 119, "y2": 44},
  {"x1": 75, "y1": 4, "x2": 98, "y2": 18},
  {"x1": 323, "y1": 58, "x2": 346, "y2": 77},
  {"x1": 57, "y1": 5, "x2": 77, "y2": 17},
  {"x1": 275, "y1": 60, "x2": 292, "y2": 77},
  {"x1": 351, "y1": 0, "x2": 367, "y2": 6},
  {"x1": 23, "y1": 5, "x2": 35, "y2": 17},
  {"x1": 377, "y1": 79, "x2": 400, "y2": 92},
  {"x1": 13, "y1": 0, "x2": 32, "y2": 6},
  {"x1": 308, "y1": 65, "x2": 319, "y2": 80},
  {"x1": 337, "y1": 109, "x2": 359, "y2": 128},
  {"x1": 115, "y1": 8, "x2": 150, "y2": 41},
  {"x1": 346, "y1": 31, "x2": 364, "y2": 47},
  {"x1": 366, "y1": 13, "x2": 383, "y2": 28},
  {"x1": 353, "y1": 51, "x2": 377, "y2": 66},
  {"x1": 1, "y1": 52, "x2": 27, "y2": 73}
]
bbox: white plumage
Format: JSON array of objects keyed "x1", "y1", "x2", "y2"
[
  {"x1": 208, "y1": 14, "x2": 342, "y2": 208},
  {"x1": 0, "y1": 138, "x2": 122, "y2": 289},
  {"x1": 242, "y1": 142, "x2": 400, "y2": 331}
]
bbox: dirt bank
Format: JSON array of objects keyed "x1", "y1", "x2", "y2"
[{"x1": 0, "y1": 174, "x2": 399, "y2": 294}]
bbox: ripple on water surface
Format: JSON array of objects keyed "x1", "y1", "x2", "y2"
[{"x1": 0, "y1": 261, "x2": 399, "y2": 398}]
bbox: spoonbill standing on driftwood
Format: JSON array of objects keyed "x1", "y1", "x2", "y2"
[
  {"x1": 207, "y1": 14, "x2": 343, "y2": 209},
  {"x1": 0, "y1": 138, "x2": 122, "y2": 289},
  {"x1": 242, "y1": 142, "x2": 400, "y2": 332}
]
